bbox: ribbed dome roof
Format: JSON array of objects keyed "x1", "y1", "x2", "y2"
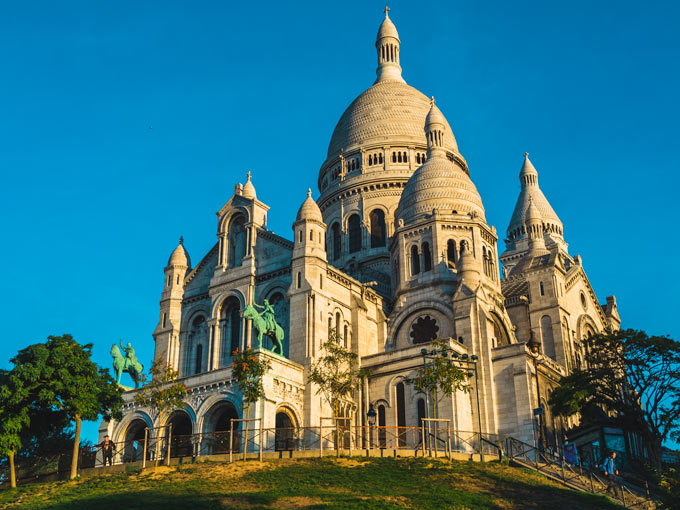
[
  {"x1": 507, "y1": 154, "x2": 563, "y2": 238},
  {"x1": 296, "y1": 189, "x2": 323, "y2": 223},
  {"x1": 326, "y1": 80, "x2": 458, "y2": 159},
  {"x1": 397, "y1": 157, "x2": 485, "y2": 224},
  {"x1": 168, "y1": 238, "x2": 190, "y2": 268},
  {"x1": 377, "y1": 13, "x2": 399, "y2": 40}
]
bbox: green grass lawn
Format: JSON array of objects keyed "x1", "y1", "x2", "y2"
[{"x1": 0, "y1": 457, "x2": 622, "y2": 510}]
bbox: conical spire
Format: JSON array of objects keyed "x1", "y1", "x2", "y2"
[
  {"x1": 520, "y1": 152, "x2": 539, "y2": 187},
  {"x1": 506, "y1": 153, "x2": 564, "y2": 243},
  {"x1": 425, "y1": 97, "x2": 446, "y2": 158},
  {"x1": 375, "y1": 7, "x2": 405, "y2": 84}
]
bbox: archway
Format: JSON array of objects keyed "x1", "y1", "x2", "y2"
[
  {"x1": 122, "y1": 418, "x2": 147, "y2": 463},
  {"x1": 275, "y1": 409, "x2": 297, "y2": 451},
  {"x1": 202, "y1": 400, "x2": 240, "y2": 454},
  {"x1": 167, "y1": 410, "x2": 193, "y2": 458}
]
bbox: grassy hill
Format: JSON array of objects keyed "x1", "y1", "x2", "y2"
[{"x1": 0, "y1": 457, "x2": 623, "y2": 510}]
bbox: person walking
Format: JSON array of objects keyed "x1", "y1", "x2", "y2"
[
  {"x1": 602, "y1": 451, "x2": 620, "y2": 498},
  {"x1": 98, "y1": 435, "x2": 116, "y2": 467}
]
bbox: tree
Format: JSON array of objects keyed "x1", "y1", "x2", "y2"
[
  {"x1": 548, "y1": 329, "x2": 680, "y2": 470},
  {"x1": 134, "y1": 359, "x2": 187, "y2": 466},
  {"x1": 231, "y1": 349, "x2": 271, "y2": 458},
  {"x1": 307, "y1": 328, "x2": 359, "y2": 421},
  {"x1": 0, "y1": 370, "x2": 29, "y2": 488},
  {"x1": 404, "y1": 340, "x2": 470, "y2": 421},
  {"x1": 10, "y1": 335, "x2": 124, "y2": 480}
]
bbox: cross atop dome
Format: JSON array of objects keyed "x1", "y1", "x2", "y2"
[{"x1": 383, "y1": 5, "x2": 390, "y2": 16}]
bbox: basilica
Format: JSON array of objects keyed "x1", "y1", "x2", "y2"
[{"x1": 101, "y1": 10, "x2": 621, "y2": 455}]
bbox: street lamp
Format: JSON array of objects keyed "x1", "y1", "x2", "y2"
[
  {"x1": 526, "y1": 330, "x2": 546, "y2": 454},
  {"x1": 366, "y1": 403, "x2": 377, "y2": 449}
]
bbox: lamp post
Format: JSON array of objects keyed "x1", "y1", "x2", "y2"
[
  {"x1": 366, "y1": 403, "x2": 377, "y2": 449},
  {"x1": 527, "y1": 330, "x2": 546, "y2": 455},
  {"x1": 420, "y1": 346, "x2": 483, "y2": 461}
]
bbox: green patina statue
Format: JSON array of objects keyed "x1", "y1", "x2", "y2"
[
  {"x1": 110, "y1": 340, "x2": 144, "y2": 388},
  {"x1": 242, "y1": 299, "x2": 284, "y2": 354}
]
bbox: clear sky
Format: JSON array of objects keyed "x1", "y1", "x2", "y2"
[{"x1": 1, "y1": 1, "x2": 678, "y2": 443}]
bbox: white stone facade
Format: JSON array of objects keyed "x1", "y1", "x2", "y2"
[{"x1": 101, "y1": 11, "x2": 620, "y2": 453}]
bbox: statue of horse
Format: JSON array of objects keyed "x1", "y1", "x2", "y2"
[
  {"x1": 242, "y1": 305, "x2": 284, "y2": 355},
  {"x1": 110, "y1": 344, "x2": 144, "y2": 388}
]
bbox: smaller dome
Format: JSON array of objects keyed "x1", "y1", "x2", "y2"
[
  {"x1": 296, "y1": 189, "x2": 323, "y2": 223},
  {"x1": 242, "y1": 171, "x2": 256, "y2": 199},
  {"x1": 168, "y1": 237, "x2": 190, "y2": 267},
  {"x1": 425, "y1": 99, "x2": 446, "y2": 127},
  {"x1": 377, "y1": 11, "x2": 399, "y2": 41}
]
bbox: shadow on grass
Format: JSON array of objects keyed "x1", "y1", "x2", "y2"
[{"x1": 0, "y1": 457, "x2": 623, "y2": 510}]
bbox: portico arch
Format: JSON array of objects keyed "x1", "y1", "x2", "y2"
[{"x1": 166, "y1": 410, "x2": 193, "y2": 458}]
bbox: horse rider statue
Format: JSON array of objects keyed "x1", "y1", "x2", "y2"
[
  {"x1": 253, "y1": 299, "x2": 276, "y2": 334},
  {"x1": 121, "y1": 341, "x2": 139, "y2": 368},
  {"x1": 110, "y1": 339, "x2": 144, "y2": 388}
]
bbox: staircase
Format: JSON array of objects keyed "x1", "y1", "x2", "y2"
[{"x1": 504, "y1": 437, "x2": 657, "y2": 509}]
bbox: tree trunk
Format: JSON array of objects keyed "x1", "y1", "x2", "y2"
[
  {"x1": 70, "y1": 414, "x2": 81, "y2": 479},
  {"x1": 243, "y1": 403, "x2": 250, "y2": 461},
  {"x1": 9, "y1": 449, "x2": 16, "y2": 488}
]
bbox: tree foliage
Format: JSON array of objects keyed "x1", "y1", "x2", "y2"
[
  {"x1": 548, "y1": 329, "x2": 680, "y2": 469},
  {"x1": 404, "y1": 340, "x2": 470, "y2": 417},
  {"x1": 307, "y1": 328, "x2": 359, "y2": 417},
  {"x1": 134, "y1": 359, "x2": 187, "y2": 426},
  {"x1": 0, "y1": 370, "x2": 30, "y2": 487},
  {"x1": 231, "y1": 349, "x2": 271, "y2": 410},
  {"x1": 10, "y1": 335, "x2": 124, "y2": 480}
]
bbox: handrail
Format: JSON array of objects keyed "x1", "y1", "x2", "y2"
[{"x1": 504, "y1": 435, "x2": 656, "y2": 509}]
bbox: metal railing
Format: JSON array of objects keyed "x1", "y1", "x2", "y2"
[{"x1": 505, "y1": 436, "x2": 655, "y2": 509}]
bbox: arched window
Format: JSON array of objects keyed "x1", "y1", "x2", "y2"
[
  {"x1": 541, "y1": 315, "x2": 556, "y2": 361},
  {"x1": 370, "y1": 209, "x2": 386, "y2": 248},
  {"x1": 540, "y1": 282, "x2": 545, "y2": 296},
  {"x1": 343, "y1": 324, "x2": 348, "y2": 348},
  {"x1": 410, "y1": 245, "x2": 420, "y2": 275},
  {"x1": 378, "y1": 405, "x2": 386, "y2": 447},
  {"x1": 220, "y1": 296, "x2": 242, "y2": 361},
  {"x1": 297, "y1": 272, "x2": 301, "y2": 289},
  {"x1": 162, "y1": 313, "x2": 167, "y2": 328},
  {"x1": 447, "y1": 239, "x2": 456, "y2": 266},
  {"x1": 331, "y1": 223, "x2": 341, "y2": 260},
  {"x1": 417, "y1": 398, "x2": 426, "y2": 428},
  {"x1": 396, "y1": 382, "x2": 406, "y2": 446},
  {"x1": 195, "y1": 343, "x2": 203, "y2": 374},
  {"x1": 422, "y1": 242, "x2": 432, "y2": 272},
  {"x1": 379, "y1": 153, "x2": 383, "y2": 164},
  {"x1": 348, "y1": 214, "x2": 361, "y2": 253},
  {"x1": 335, "y1": 312, "x2": 341, "y2": 333},
  {"x1": 228, "y1": 214, "x2": 247, "y2": 268},
  {"x1": 492, "y1": 316, "x2": 510, "y2": 347},
  {"x1": 392, "y1": 152, "x2": 397, "y2": 163},
  {"x1": 187, "y1": 315, "x2": 208, "y2": 376}
]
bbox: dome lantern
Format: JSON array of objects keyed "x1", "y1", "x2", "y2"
[
  {"x1": 375, "y1": 6, "x2": 405, "y2": 84},
  {"x1": 425, "y1": 98, "x2": 446, "y2": 159}
]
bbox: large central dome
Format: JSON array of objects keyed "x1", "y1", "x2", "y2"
[{"x1": 326, "y1": 80, "x2": 458, "y2": 159}]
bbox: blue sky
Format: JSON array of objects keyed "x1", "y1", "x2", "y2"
[{"x1": 0, "y1": 1, "x2": 678, "y2": 443}]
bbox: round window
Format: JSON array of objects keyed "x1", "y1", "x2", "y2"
[{"x1": 410, "y1": 316, "x2": 439, "y2": 344}]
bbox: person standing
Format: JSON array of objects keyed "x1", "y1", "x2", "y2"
[
  {"x1": 98, "y1": 435, "x2": 116, "y2": 467},
  {"x1": 602, "y1": 451, "x2": 620, "y2": 497}
]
